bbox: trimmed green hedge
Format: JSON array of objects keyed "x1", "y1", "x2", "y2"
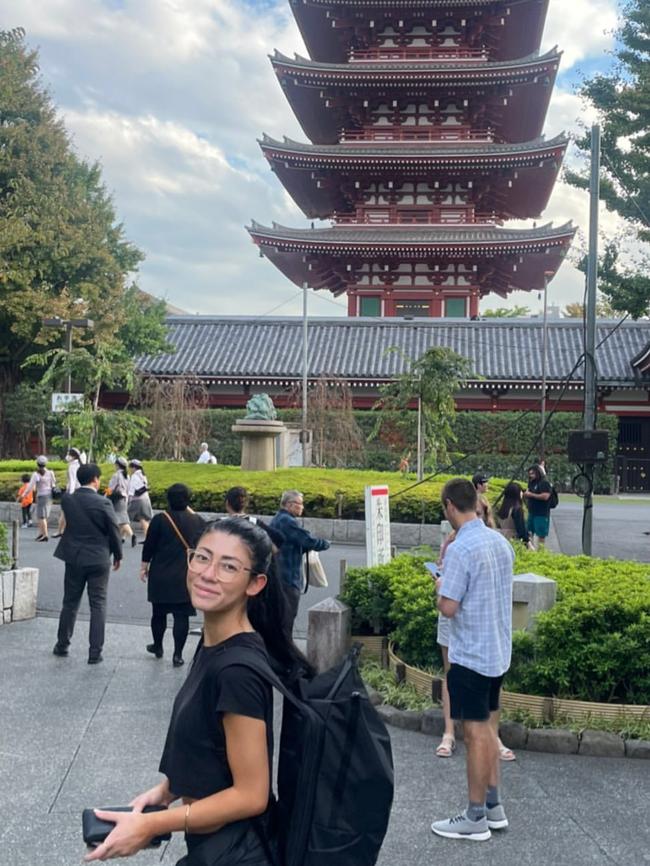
[
  {"x1": 340, "y1": 547, "x2": 650, "y2": 703},
  {"x1": 128, "y1": 409, "x2": 619, "y2": 490},
  {"x1": 0, "y1": 461, "x2": 508, "y2": 524}
]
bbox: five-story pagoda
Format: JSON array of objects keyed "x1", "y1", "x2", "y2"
[{"x1": 249, "y1": 0, "x2": 575, "y2": 318}]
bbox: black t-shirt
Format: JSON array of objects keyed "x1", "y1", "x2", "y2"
[
  {"x1": 159, "y1": 632, "x2": 273, "y2": 800},
  {"x1": 528, "y1": 478, "x2": 552, "y2": 517}
]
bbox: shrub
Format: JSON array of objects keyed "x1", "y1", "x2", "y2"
[
  {"x1": 128, "y1": 408, "x2": 618, "y2": 484},
  {"x1": 0, "y1": 523, "x2": 11, "y2": 570},
  {"x1": 0, "y1": 462, "x2": 508, "y2": 524},
  {"x1": 341, "y1": 553, "x2": 441, "y2": 670},
  {"x1": 341, "y1": 546, "x2": 650, "y2": 704}
]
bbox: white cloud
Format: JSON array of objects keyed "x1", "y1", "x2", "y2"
[
  {"x1": 543, "y1": 0, "x2": 618, "y2": 69},
  {"x1": 2, "y1": 0, "x2": 629, "y2": 317}
]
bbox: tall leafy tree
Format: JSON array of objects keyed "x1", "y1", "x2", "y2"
[
  {"x1": 371, "y1": 346, "x2": 472, "y2": 472},
  {"x1": 0, "y1": 29, "x2": 171, "y2": 454},
  {"x1": 565, "y1": 0, "x2": 650, "y2": 318}
]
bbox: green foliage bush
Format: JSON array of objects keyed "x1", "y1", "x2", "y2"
[
  {"x1": 130, "y1": 409, "x2": 618, "y2": 487},
  {"x1": 0, "y1": 461, "x2": 507, "y2": 524},
  {"x1": 342, "y1": 554, "x2": 440, "y2": 670},
  {"x1": 341, "y1": 546, "x2": 650, "y2": 704},
  {"x1": 0, "y1": 522, "x2": 11, "y2": 570}
]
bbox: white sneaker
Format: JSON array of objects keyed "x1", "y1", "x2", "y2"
[
  {"x1": 486, "y1": 803, "x2": 509, "y2": 830},
  {"x1": 431, "y1": 811, "x2": 491, "y2": 842}
]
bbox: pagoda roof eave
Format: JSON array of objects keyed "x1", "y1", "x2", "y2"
[
  {"x1": 247, "y1": 220, "x2": 576, "y2": 249},
  {"x1": 247, "y1": 222, "x2": 575, "y2": 297},
  {"x1": 272, "y1": 48, "x2": 561, "y2": 144},
  {"x1": 260, "y1": 134, "x2": 567, "y2": 220},
  {"x1": 289, "y1": 0, "x2": 550, "y2": 64},
  {"x1": 259, "y1": 132, "x2": 569, "y2": 161},
  {"x1": 271, "y1": 46, "x2": 562, "y2": 78}
]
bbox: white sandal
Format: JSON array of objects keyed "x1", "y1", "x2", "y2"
[
  {"x1": 436, "y1": 733, "x2": 456, "y2": 758},
  {"x1": 498, "y1": 740, "x2": 516, "y2": 761}
]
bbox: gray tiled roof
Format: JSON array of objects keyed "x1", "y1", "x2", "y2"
[
  {"x1": 271, "y1": 46, "x2": 560, "y2": 74},
  {"x1": 248, "y1": 221, "x2": 574, "y2": 245},
  {"x1": 138, "y1": 317, "x2": 650, "y2": 386},
  {"x1": 259, "y1": 133, "x2": 568, "y2": 160}
]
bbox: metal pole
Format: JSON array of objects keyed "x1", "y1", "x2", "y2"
[
  {"x1": 65, "y1": 320, "x2": 73, "y2": 449},
  {"x1": 540, "y1": 275, "x2": 549, "y2": 458},
  {"x1": 582, "y1": 124, "x2": 600, "y2": 556},
  {"x1": 416, "y1": 387, "x2": 423, "y2": 481},
  {"x1": 302, "y1": 284, "x2": 309, "y2": 468}
]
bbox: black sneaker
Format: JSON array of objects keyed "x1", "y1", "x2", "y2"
[
  {"x1": 88, "y1": 654, "x2": 103, "y2": 665},
  {"x1": 146, "y1": 644, "x2": 163, "y2": 659},
  {"x1": 172, "y1": 654, "x2": 185, "y2": 667},
  {"x1": 52, "y1": 644, "x2": 69, "y2": 657}
]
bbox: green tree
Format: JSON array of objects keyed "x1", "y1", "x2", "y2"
[
  {"x1": 3, "y1": 382, "x2": 50, "y2": 456},
  {"x1": 563, "y1": 295, "x2": 616, "y2": 319},
  {"x1": 0, "y1": 29, "x2": 172, "y2": 454},
  {"x1": 371, "y1": 346, "x2": 472, "y2": 471},
  {"x1": 565, "y1": 1, "x2": 650, "y2": 318},
  {"x1": 482, "y1": 305, "x2": 531, "y2": 318}
]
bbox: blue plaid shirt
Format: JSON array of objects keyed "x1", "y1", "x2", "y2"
[{"x1": 440, "y1": 518, "x2": 514, "y2": 677}]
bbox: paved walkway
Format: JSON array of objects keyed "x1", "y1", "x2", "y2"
[{"x1": 1, "y1": 618, "x2": 647, "y2": 866}]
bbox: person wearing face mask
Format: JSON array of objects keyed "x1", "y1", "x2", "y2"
[
  {"x1": 53, "y1": 447, "x2": 83, "y2": 538},
  {"x1": 25, "y1": 455, "x2": 58, "y2": 542}
]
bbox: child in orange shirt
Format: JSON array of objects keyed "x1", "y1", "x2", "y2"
[{"x1": 16, "y1": 474, "x2": 34, "y2": 527}]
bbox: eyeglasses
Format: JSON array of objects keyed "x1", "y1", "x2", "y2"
[{"x1": 186, "y1": 549, "x2": 254, "y2": 582}]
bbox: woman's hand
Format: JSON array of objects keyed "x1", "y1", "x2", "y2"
[
  {"x1": 83, "y1": 810, "x2": 153, "y2": 861},
  {"x1": 130, "y1": 780, "x2": 174, "y2": 812},
  {"x1": 139, "y1": 565, "x2": 149, "y2": 583}
]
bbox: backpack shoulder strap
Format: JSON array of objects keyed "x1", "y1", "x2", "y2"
[{"x1": 162, "y1": 511, "x2": 191, "y2": 550}]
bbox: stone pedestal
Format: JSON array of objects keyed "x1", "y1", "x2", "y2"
[
  {"x1": 231, "y1": 419, "x2": 287, "y2": 471},
  {"x1": 512, "y1": 572, "x2": 557, "y2": 631},
  {"x1": 307, "y1": 597, "x2": 351, "y2": 673},
  {"x1": 1, "y1": 568, "x2": 39, "y2": 624}
]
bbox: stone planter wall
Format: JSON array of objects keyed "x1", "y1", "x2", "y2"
[
  {"x1": 1, "y1": 568, "x2": 39, "y2": 625},
  {"x1": 370, "y1": 698, "x2": 650, "y2": 760}
]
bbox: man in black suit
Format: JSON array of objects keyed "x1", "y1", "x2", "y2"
[{"x1": 52, "y1": 463, "x2": 122, "y2": 664}]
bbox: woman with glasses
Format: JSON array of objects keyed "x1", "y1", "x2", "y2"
[
  {"x1": 86, "y1": 516, "x2": 310, "y2": 865},
  {"x1": 140, "y1": 484, "x2": 205, "y2": 667}
]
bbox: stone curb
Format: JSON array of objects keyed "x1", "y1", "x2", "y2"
[
  {"x1": 371, "y1": 698, "x2": 649, "y2": 760},
  {"x1": 0, "y1": 501, "x2": 440, "y2": 549}
]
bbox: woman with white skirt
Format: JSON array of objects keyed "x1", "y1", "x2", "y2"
[
  {"x1": 127, "y1": 459, "x2": 153, "y2": 541},
  {"x1": 109, "y1": 457, "x2": 135, "y2": 547}
]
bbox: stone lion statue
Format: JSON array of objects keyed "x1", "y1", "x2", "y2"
[{"x1": 245, "y1": 393, "x2": 277, "y2": 420}]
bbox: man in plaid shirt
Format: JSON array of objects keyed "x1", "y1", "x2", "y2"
[{"x1": 431, "y1": 478, "x2": 514, "y2": 843}]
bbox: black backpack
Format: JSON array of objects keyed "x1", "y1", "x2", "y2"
[
  {"x1": 548, "y1": 485, "x2": 559, "y2": 509},
  {"x1": 210, "y1": 643, "x2": 394, "y2": 866}
]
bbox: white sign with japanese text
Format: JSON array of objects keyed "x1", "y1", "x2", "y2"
[
  {"x1": 51, "y1": 392, "x2": 83, "y2": 413},
  {"x1": 365, "y1": 485, "x2": 391, "y2": 566}
]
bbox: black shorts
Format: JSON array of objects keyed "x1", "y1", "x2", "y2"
[{"x1": 447, "y1": 664, "x2": 504, "y2": 722}]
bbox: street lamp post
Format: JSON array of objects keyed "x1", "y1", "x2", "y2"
[{"x1": 42, "y1": 316, "x2": 94, "y2": 448}]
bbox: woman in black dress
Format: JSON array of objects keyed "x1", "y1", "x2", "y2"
[
  {"x1": 140, "y1": 484, "x2": 205, "y2": 667},
  {"x1": 85, "y1": 517, "x2": 308, "y2": 865}
]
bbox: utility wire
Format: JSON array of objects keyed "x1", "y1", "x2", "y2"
[{"x1": 390, "y1": 306, "x2": 632, "y2": 502}]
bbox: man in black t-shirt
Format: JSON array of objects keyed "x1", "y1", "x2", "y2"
[{"x1": 524, "y1": 465, "x2": 552, "y2": 549}]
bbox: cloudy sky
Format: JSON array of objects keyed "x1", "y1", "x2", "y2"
[{"x1": 3, "y1": 0, "x2": 625, "y2": 317}]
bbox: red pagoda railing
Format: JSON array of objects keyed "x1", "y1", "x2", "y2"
[
  {"x1": 340, "y1": 127, "x2": 494, "y2": 143},
  {"x1": 349, "y1": 47, "x2": 488, "y2": 62},
  {"x1": 333, "y1": 208, "x2": 499, "y2": 225}
]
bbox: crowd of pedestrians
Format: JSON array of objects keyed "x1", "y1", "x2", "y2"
[{"x1": 17, "y1": 448, "x2": 558, "y2": 859}]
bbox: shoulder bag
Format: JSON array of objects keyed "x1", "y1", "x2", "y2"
[{"x1": 162, "y1": 511, "x2": 191, "y2": 550}]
